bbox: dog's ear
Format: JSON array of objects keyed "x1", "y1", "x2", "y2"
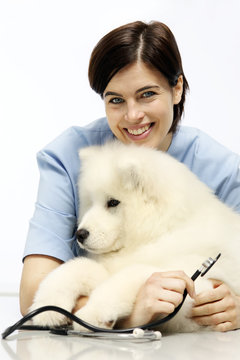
[{"x1": 118, "y1": 159, "x2": 141, "y2": 191}]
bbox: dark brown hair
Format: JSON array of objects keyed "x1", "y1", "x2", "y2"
[{"x1": 88, "y1": 21, "x2": 189, "y2": 133}]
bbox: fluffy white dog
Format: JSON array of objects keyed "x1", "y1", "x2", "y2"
[{"x1": 30, "y1": 141, "x2": 240, "y2": 333}]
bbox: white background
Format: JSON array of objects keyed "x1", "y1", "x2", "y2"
[{"x1": 0, "y1": 0, "x2": 239, "y2": 294}]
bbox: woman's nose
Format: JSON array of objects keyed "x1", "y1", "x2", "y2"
[{"x1": 124, "y1": 102, "x2": 145, "y2": 123}]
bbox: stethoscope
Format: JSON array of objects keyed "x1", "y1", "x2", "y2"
[{"x1": 2, "y1": 253, "x2": 221, "y2": 341}]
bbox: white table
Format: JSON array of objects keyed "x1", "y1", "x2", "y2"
[{"x1": 1, "y1": 296, "x2": 240, "y2": 360}]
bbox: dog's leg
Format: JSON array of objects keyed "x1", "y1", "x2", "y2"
[
  {"x1": 29, "y1": 257, "x2": 109, "y2": 327},
  {"x1": 73, "y1": 263, "x2": 218, "y2": 332},
  {"x1": 73, "y1": 264, "x2": 160, "y2": 330}
]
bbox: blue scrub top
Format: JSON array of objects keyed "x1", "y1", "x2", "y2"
[{"x1": 23, "y1": 117, "x2": 240, "y2": 262}]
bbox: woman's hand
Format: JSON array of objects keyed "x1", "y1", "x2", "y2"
[
  {"x1": 191, "y1": 279, "x2": 240, "y2": 332},
  {"x1": 116, "y1": 271, "x2": 195, "y2": 329}
]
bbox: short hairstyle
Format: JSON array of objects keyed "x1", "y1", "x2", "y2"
[{"x1": 88, "y1": 21, "x2": 189, "y2": 133}]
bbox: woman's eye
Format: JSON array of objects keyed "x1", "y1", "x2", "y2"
[
  {"x1": 109, "y1": 97, "x2": 124, "y2": 104},
  {"x1": 142, "y1": 91, "x2": 155, "y2": 98}
]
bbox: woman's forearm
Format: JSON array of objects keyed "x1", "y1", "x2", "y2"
[{"x1": 19, "y1": 254, "x2": 63, "y2": 316}]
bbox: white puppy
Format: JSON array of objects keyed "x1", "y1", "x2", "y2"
[{"x1": 30, "y1": 141, "x2": 240, "y2": 333}]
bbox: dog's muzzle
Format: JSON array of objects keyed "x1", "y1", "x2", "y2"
[{"x1": 76, "y1": 228, "x2": 89, "y2": 244}]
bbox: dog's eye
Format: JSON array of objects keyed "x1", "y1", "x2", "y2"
[{"x1": 107, "y1": 199, "x2": 120, "y2": 208}]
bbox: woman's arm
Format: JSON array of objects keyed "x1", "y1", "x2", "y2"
[
  {"x1": 20, "y1": 143, "x2": 80, "y2": 316},
  {"x1": 19, "y1": 255, "x2": 63, "y2": 316}
]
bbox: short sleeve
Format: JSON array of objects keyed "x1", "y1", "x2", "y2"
[
  {"x1": 168, "y1": 126, "x2": 240, "y2": 214},
  {"x1": 219, "y1": 160, "x2": 240, "y2": 213},
  {"x1": 191, "y1": 138, "x2": 240, "y2": 214},
  {"x1": 23, "y1": 150, "x2": 79, "y2": 262}
]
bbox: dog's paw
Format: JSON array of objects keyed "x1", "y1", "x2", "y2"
[
  {"x1": 29, "y1": 295, "x2": 75, "y2": 327},
  {"x1": 29, "y1": 302, "x2": 70, "y2": 327},
  {"x1": 28, "y1": 280, "x2": 77, "y2": 327},
  {"x1": 73, "y1": 304, "x2": 117, "y2": 332},
  {"x1": 30, "y1": 309, "x2": 68, "y2": 327}
]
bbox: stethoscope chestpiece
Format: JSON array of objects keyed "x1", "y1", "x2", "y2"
[{"x1": 200, "y1": 253, "x2": 221, "y2": 277}]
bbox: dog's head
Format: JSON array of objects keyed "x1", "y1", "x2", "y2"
[
  {"x1": 76, "y1": 142, "x2": 141, "y2": 254},
  {"x1": 76, "y1": 141, "x2": 205, "y2": 255}
]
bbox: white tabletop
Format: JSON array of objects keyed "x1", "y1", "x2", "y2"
[{"x1": 1, "y1": 295, "x2": 240, "y2": 360}]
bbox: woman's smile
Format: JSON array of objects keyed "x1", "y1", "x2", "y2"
[{"x1": 123, "y1": 122, "x2": 154, "y2": 140}]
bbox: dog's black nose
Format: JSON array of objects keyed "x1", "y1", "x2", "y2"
[{"x1": 76, "y1": 228, "x2": 90, "y2": 244}]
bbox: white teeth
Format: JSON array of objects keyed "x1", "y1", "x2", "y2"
[{"x1": 127, "y1": 124, "x2": 151, "y2": 135}]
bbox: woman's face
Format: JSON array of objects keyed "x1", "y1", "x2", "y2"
[{"x1": 103, "y1": 61, "x2": 183, "y2": 151}]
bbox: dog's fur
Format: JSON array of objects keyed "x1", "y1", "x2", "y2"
[{"x1": 30, "y1": 141, "x2": 240, "y2": 333}]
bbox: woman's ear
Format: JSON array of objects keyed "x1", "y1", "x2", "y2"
[{"x1": 173, "y1": 75, "x2": 183, "y2": 105}]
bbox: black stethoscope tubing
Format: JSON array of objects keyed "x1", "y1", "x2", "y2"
[{"x1": 2, "y1": 253, "x2": 221, "y2": 340}]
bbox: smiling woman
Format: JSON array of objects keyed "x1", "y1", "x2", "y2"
[
  {"x1": 88, "y1": 21, "x2": 189, "y2": 135},
  {"x1": 103, "y1": 62, "x2": 183, "y2": 151},
  {"x1": 20, "y1": 20, "x2": 240, "y2": 333}
]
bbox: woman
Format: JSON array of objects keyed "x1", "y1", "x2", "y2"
[{"x1": 20, "y1": 21, "x2": 240, "y2": 332}]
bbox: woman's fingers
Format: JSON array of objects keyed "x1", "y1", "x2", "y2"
[
  {"x1": 193, "y1": 282, "x2": 225, "y2": 307},
  {"x1": 192, "y1": 297, "x2": 228, "y2": 317},
  {"x1": 192, "y1": 309, "x2": 238, "y2": 331},
  {"x1": 191, "y1": 280, "x2": 240, "y2": 332},
  {"x1": 137, "y1": 271, "x2": 195, "y2": 317},
  {"x1": 149, "y1": 271, "x2": 196, "y2": 298},
  {"x1": 213, "y1": 321, "x2": 236, "y2": 332},
  {"x1": 145, "y1": 286, "x2": 184, "y2": 310}
]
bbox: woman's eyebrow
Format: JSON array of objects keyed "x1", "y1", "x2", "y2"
[
  {"x1": 104, "y1": 85, "x2": 160, "y2": 98},
  {"x1": 136, "y1": 85, "x2": 160, "y2": 93},
  {"x1": 104, "y1": 91, "x2": 122, "y2": 98}
]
